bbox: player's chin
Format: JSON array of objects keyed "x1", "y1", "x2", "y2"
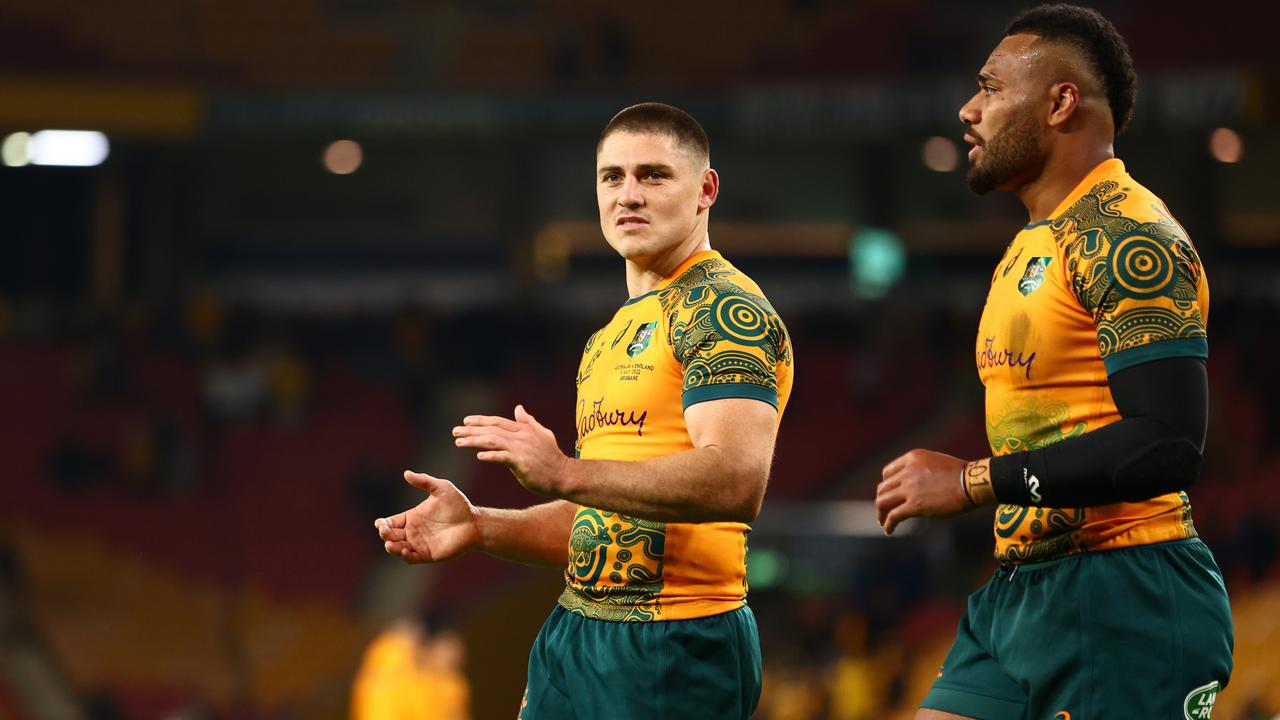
[
  {"x1": 607, "y1": 236, "x2": 656, "y2": 260},
  {"x1": 965, "y1": 165, "x2": 996, "y2": 196}
]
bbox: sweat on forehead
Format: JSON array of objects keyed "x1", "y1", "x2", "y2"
[{"x1": 992, "y1": 34, "x2": 1097, "y2": 89}]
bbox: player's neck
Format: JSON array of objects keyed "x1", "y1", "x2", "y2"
[
  {"x1": 625, "y1": 231, "x2": 712, "y2": 298},
  {"x1": 1016, "y1": 143, "x2": 1115, "y2": 223}
]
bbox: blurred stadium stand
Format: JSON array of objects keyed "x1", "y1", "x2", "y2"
[{"x1": 1, "y1": 0, "x2": 1277, "y2": 718}]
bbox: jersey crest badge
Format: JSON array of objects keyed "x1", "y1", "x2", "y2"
[
  {"x1": 1018, "y1": 256, "x2": 1053, "y2": 296},
  {"x1": 626, "y1": 321, "x2": 658, "y2": 358}
]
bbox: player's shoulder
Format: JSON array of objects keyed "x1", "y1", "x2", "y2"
[
  {"x1": 1050, "y1": 165, "x2": 1206, "y2": 311},
  {"x1": 1050, "y1": 167, "x2": 1194, "y2": 259},
  {"x1": 1107, "y1": 170, "x2": 1187, "y2": 231},
  {"x1": 660, "y1": 254, "x2": 792, "y2": 367},
  {"x1": 659, "y1": 254, "x2": 778, "y2": 318}
]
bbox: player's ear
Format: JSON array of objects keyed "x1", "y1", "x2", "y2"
[
  {"x1": 1047, "y1": 81, "x2": 1080, "y2": 128},
  {"x1": 698, "y1": 168, "x2": 720, "y2": 211}
]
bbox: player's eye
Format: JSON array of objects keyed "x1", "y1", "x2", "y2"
[
  {"x1": 603, "y1": 173, "x2": 622, "y2": 183},
  {"x1": 981, "y1": 84, "x2": 997, "y2": 95},
  {"x1": 644, "y1": 171, "x2": 664, "y2": 181}
]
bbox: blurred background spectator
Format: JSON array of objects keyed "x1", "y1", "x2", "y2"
[{"x1": 351, "y1": 618, "x2": 470, "y2": 720}]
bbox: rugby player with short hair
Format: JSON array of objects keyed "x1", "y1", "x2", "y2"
[{"x1": 378, "y1": 102, "x2": 793, "y2": 719}]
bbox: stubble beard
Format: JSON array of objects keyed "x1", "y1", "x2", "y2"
[{"x1": 966, "y1": 111, "x2": 1046, "y2": 196}]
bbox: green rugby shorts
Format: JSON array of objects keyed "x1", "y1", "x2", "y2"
[
  {"x1": 922, "y1": 539, "x2": 1233, "y2": 720},
  {"x1": 519, "y1": 604, "x2": 761, "y2": 720}
]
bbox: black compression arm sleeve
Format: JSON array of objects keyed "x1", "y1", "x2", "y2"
[{"x1": 989, "y1": 356, "x2": 1208, "y2": 507}]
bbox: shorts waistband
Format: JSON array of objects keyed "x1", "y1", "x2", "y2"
[{"x1": 996, "y1": 538, "x2": 1203, "y2": 576}]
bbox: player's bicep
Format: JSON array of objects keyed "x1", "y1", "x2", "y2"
[
  {"x1": 670, "y1": 285, "x2": 787, "y2": 468},
  {"x1": 1108, "y1": 357, "x2": 1208, "y2": 450},
  {"x1": 684, "y1": 397, "x2": 778, "y2": 473}
]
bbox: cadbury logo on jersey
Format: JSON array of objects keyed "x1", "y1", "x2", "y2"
[
  {"x1": 577, "y1": 397, "x2": 648, "y2": 440},
  {"x1": 977, "y1": 336, "x2": 1037, "y2": 380}
]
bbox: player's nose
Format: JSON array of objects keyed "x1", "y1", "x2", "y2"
[
  {"x1": 618, "y1": 176, "x2": 644, "y2": 207},
  {"x1": 959, "y1": 94, "x2": 981, "y2": 126}
]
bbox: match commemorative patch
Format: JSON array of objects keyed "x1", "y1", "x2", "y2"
[{"x1": 1183, "y1": 680, "x2": 1220, "y2": 719}]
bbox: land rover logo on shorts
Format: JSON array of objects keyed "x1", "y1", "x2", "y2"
[
  {"x1": 1018, "y1": 256, "x2": 1053, "y2": 296},
  {"x1": 626, "y1": 321, "x2": 657, "y2": 358},
  {"x1": 1184, "y1": 680, "x2": 1220, "y2": 719}
]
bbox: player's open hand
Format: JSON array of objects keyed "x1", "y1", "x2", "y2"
[
  {"x1": 876, "y1": 449, "x2": 973, "y2": 535},
  {"x1": 375, "y1": 471, "x2": 481, "y2": 563},
  {"x1": 452, "y1": 405, "x2": 570, "y2": 498}
]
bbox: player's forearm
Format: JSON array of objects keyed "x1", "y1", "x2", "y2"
[
  {"x1": 984, "y1": 416, "x2": 1201, "y2": 507},
  {"x1": 978, "y1": 357, "x2": 1207, "y2": 508},
  {"x1": 557, "y1": 446, "x2": 768, "y2": 524},
  {"x1": 474, "y1": 500, "x2": 575, "y2": 566}
]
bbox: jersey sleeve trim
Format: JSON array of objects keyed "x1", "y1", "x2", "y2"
[
  {"x1": 1103, "y1": 336, "x2": 1208, "y2": 375},
  {"x1": 681, "y1": 383, "x2": 778, "y2": 411}
]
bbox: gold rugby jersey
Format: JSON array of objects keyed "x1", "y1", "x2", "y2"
[
  {"x1": 977, "y1": 159, "x2": 1208, "y2": 564},
  {"x1": 559, "y1": 249, "x2": 793, "y2": 621}
]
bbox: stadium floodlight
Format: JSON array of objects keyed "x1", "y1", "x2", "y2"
[
  {"x1": 848, "y1": 227, "x2": 906, "y2": 300},
  {"x1": 29, "y1": 130, "x2": 110, "y2": 167},
  {"x1": 922, "y1": 136, "x2": 959, "y2": 172},
  {"x1": 1208, "y1": 127, "x2": 1242, "y2": 164},
  {"x1": 323, "y1": 139, "x2": 363, "y2": 174},
  {"x1": 2, "y1": 132, "x2": 32, "y2": 167}
]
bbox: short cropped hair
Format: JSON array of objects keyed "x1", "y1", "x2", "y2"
[
  {"x1": 597, "y1": 102, "x2": 711, "y2": 165},
  {"x1": 1007, "y1": 3, "x2": 1138, "y2": 135}
]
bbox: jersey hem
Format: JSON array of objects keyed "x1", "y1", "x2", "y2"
[
  {"x1": 996, "y1": 528, "x2": 1200, "y2": 567},
  {"x1": 556, "y1": 593, "x2": 745, "y2": 623},
  {"x1": 921, "y1": 686, "x2": 1024, "y2": 720}
]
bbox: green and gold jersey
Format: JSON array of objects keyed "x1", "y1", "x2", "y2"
[
  {"x1": 558, "y1": 249, "x2": 794, "y2": 622},
  {"x1": 977, "y1": 159, "x2": 1208, "y2": 564}
]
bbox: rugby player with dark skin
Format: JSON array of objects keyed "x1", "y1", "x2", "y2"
[{"x1": 875, "y1": 31, "x2": 1207, "y2": 603}]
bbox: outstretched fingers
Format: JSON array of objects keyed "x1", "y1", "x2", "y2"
[
  {"x1": 453, "y1": 423, "x2": 518, "y2": 438},
  {"x1": 375, "y1": 518, "x2": 407, "y2": 543},
  {"x1": 514, "y1": 404, "x2": 538, "y2": 424},
  {"x1": 375, "y1": 512, "x2": 406, "y2": 531},
  {"x1": 461, "y1": 414, "x2": 521, "y2": 431},
  {"x1": 475, "y1": 450, "x2": 514, "y2": 465},
  {"x1": 455, "y1": 431, "x2": 515, "y2": 451},
  {"x1": 383, "y1": 540, "x2": 426, "y2": 563},
  {"x1": 403, "y1": 470, "x2": 450, "y2": 493}
]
